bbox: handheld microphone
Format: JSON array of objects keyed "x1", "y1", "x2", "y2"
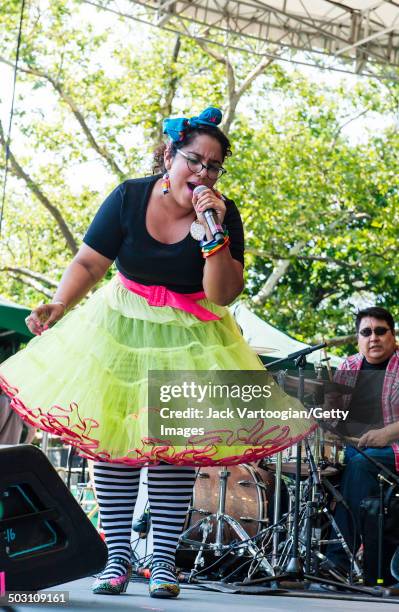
[{"x1": 193, "y1": 185, "x2": 225, "y2": 241}]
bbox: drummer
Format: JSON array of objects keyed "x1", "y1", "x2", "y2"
[{"x1": 326, "y1": 306, "x2": 399, "y2": 574}]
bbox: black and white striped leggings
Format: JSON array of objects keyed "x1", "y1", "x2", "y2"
[{"x1": 93, "y1": 462, "x2": 196, "y2": 580}]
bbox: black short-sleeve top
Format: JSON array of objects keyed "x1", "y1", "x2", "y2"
[{"x1": 83, "y1": 174, "x2": 244, "y2": 294}]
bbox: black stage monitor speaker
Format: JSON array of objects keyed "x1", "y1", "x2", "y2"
[{"x1": 0, "y1": 444, "x2": 107, "y2": 592}]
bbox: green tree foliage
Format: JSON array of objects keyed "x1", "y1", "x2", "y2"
[
  {"x1": 1, "y1": 0, "x2": 398, "y2": 351},
  {"x1": 226, "y1": 77, "x2": 399, "y2": 348}
]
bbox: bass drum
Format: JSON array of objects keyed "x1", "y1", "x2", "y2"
[{"x1": 182, "y1": 464, "x2": 270, "y2": 545}]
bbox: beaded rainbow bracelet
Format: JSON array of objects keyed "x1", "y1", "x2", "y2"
[{"x1": 201, "y1": 231, "x2": 230, "y2": 258}]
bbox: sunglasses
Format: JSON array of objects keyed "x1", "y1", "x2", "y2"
[{"x1": 358, "y1": 326, "x2": 391, "y2": 337}]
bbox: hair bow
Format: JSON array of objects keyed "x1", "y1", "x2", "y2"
[{"x1": 163, "y1": 106, "x2": 223, "y2": 142}]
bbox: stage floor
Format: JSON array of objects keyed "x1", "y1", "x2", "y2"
[{"x1": 9, "y1": 577, "x2": 399, "y2": 612}]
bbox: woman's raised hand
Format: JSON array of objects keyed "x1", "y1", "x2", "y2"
[{"x1": 25, "y1": 302, "x2": 66, "y2": 336}]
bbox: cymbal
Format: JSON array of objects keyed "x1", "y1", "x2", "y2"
[
  {"x1": 323, "y1": 381, "x2": 354, "y2": 394},
  {"x1": 274, "y1": 374, "x2": 354, "y2": 396}
]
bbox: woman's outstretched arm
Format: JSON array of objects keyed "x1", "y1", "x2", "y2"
[{"x1": 26, "y1": 244, "x2": 113, "y2": 335}]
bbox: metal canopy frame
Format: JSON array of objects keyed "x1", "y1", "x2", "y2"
[{"x1": 84, "y1": 1, "x2": 399, "y2": 77}]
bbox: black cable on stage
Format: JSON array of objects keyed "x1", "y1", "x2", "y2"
[{"x1": 0, "y1": 0, "x2": 26, "y2": 238}]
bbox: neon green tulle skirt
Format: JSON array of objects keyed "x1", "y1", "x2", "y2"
[{"x1": 0, "y1": 275, "x2": 315, "y2": 465}]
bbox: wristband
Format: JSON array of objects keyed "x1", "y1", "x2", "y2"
[
  {"x1": 52, "y1": 300, "x2": 67, "y2": 310},
  {"x1": 202, "y1": 234, "x2": 230, "y2": 259},
  {"x1": 200, "y1": 229, "x2": 229, "y2": 250}
]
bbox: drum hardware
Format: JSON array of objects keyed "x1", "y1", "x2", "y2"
[
  {"x1": 261, "y1": 344, "x2": 368, "y2": 591},
  {"x1": 266, "y1": 358, "x2": 352, "y2": 583},
  {"x1": 229, "y1": 445, "x2": 397, "y2": 591},
  {"x1": 272, "y1": 373, "x2": 354, "y2": 405},
  {"x1": 270, "y1": 347, "x2": 321, "y2": 577},
  {"x1": 175, "y1": 419, "x2": 364, "y2": 589},
  {"x1": 238, "y1": 472, "x2": 371, "y2": 594},
  {"x1": 178, "y1": 465, "x2": 275, "y2": 578},
  {"x1": 192, "y1": 517, "x2": 213, "y2": 574},
  {"x1": 303, "y1": 438, "x2": 320, "y2": 575},
  {"x1": 181, "y1": 463, "x2": 270, "y2": 543},
  {"x1": 303, "y1": 438, "x2": 361, "y2": 580},
  {"x1": 188, "y1": 508, "x2": 212, "y2": 516},
  {"x1": 267, "y1": 436, "x2": 362, "y2": 583},
  {"x1": 244, "y1": 434, "x2": 399, "y2": 597},
  {"x1": 272, "y1": 452, "x2": 282, "y2": 566},
  {"x1": 312, "y1": 426, "x2": 321, "y2": 464},
  {"x1": 126, "y1": 358, "x2": 398, "y2": 594}
]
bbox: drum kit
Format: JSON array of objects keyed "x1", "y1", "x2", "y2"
[
  {"x1": 175, "y1": 349, "x2": 368, "y2": 589},
  {"x1": 176, "y1": 428, "x2": 359, "y2": 585},
  {"x1": 52, "y1": 337, "x2": 399, "y2": 601},
  {"x1": 112, "y1": 347, "x2": 365, "y2": 589},
  {"x1": 74, "y1": 344, "x2": 398, "y2": 593}
]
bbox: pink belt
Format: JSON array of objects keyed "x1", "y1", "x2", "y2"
[{"x1": 118, "y1": 273, "x2": 220, "y2": 322}]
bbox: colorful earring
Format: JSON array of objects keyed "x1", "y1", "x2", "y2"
[{"x1": 162, "y1": 172, "x2": 170, "y2": 194}]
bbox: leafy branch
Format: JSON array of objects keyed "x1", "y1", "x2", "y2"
[
  {"x1": 0, "y1": 119, "x2": 78, "y2": 255},
  {"x1": 0, "y1": 55, "x2": 126, "y2": 180}
]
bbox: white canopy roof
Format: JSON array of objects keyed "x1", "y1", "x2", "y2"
[
  {"x1": 95, "y1": 1, "x2": 399, "y2": 76},
  {"x1": 231, "y1": 301, "x2": 343, "y2": 367}
]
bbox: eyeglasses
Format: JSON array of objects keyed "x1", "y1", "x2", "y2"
[
  {"x1": 358, "y1": 326, "x2": 391, "y2": 337},
  {"x1": 176, "y1": 149, "x2": 226, "y2": 180}
]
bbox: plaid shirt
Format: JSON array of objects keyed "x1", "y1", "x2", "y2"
[{"x1": 334, "y1": 350, "x2": 399, "y2": 472}]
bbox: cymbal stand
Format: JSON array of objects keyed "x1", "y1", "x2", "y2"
[
  {"x1": 267, "y1": 343, "x2": 327, "y2": 577},
  {"x1": 271, "y1": 452, "x2": 283, "y2": 567},
  {"x1": 304, "y1": 439, "x2": 318, "y2": 575},
  {"x1": 302, "y1": 438, "x2": 362, "y2": 580},
  {"x1": 245, "y1": 451, "x2": 371, "y2": 593},
  {"x1": 270, "y1": 369, "x2": 290, "y2": 568},
  {"x1": 262, "y1": 344, "x2": 370, "y2": 592},
  {"x1": 272, "y1": 430, "x2": 362, "y2": 581},
  {"x1": 285, "y1": 352, "x2": 306, "y2": 575},
  {"x1": 179, "y1": 466, "x2": 274, "y2": 579}
]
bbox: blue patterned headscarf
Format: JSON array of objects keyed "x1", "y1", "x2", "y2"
[{"x1": 163, "y1": 107, "x2": 223, "y2": 142}]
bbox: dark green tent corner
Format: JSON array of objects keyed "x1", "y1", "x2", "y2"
[{"x1": 0, "y1": 296, "x2": 33, "y2": 359}]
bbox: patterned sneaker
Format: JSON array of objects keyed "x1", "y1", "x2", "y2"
[
  {"x1": 92, "y1": 557, "x2": 132, "y2": 595},
  {"x1": 149, "y1": 561, "x2": 180, "y2": 598}
]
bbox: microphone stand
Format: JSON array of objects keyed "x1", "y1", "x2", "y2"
[{"x1": 267, "y1": 344, "x2": 327, "y2": 578}]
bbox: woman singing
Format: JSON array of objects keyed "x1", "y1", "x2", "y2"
[{"x1": 0, "y1": 107, "x2": 314, "y2": 598}]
